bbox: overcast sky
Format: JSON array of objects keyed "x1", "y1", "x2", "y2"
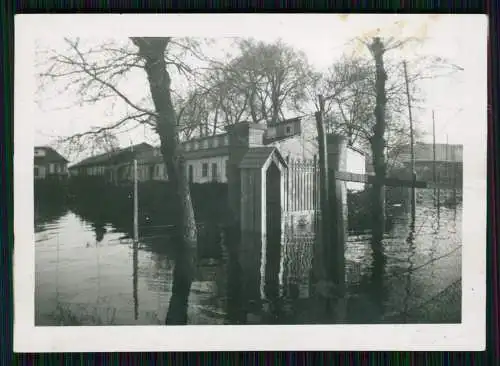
[{"x1": 26, "y1": 14, "x2": 487, "y2": 162}]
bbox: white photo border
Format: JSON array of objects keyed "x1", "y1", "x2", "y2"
[{"x1": 14, "y1": 14, "x2": 487, "y2": 352}]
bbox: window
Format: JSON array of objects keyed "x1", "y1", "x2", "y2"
[
  {"x1": 34, "y1": 167, "x2": 39, "y2": 177},
  {"x1": 203, "y1": 139, "x2": 209, "y2": 149},
  {"x1": 155, "y1": 164, "x2": 160, "y2": 177},
  {"x1": 211, "y1": 163, "x2": 218, "y2": 181},
  {"x1": 266, "y1": 127, "x2": 277, "y2": 139},
  {"x1": 213, "y1": 137, "x2": 219, "y2": 148},
  {"x1": 285, "y1": 125, "x2": 293, "y2": 135},
  {"x1": 202, "y1": 163, "x2": 209, "y2": 177},
  {"x1": 49, "y1": 163, "x2": 55, "y2": 173},
  {"x1": 441, "y1": 164, "x2": 449, "y2": 178},
  {"x1": 188, "y1": 165, "x2": 193, "y2": 183},
  {"x1": 225, "y1": 159, "x2": 229, "y2": 180},
  {"x1": 194, "y1": 141, "x2": 199, "y2": 150},
  {"x1": 223, "y1": 135, "x2": 229, "y2": 146}
]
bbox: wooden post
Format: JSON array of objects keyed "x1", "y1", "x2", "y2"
[
  {"x1": 133, "y1": 159, "x2": 139, "y2": 243},
  {"x1": 453, "y1": 152, "x2": 457, "y2": 205},
  {"x1": 437, "y1": 171, "x2": 441, "y2": 210},
  {"x1": 313, "y1": 95, "x2": 330, "y2": 282},
  {"x1": 432, "y1": 111, "x2": 437, "y2": 207},
  {"x1": 133, "y1": 234, "x2": 139, "y2": 320},
  {"x1": 403, "y1": 60, "x2": 416, "y2": 221},
  {"x1": 444, "y1": 134, "x2": 451, "y2": 202}
]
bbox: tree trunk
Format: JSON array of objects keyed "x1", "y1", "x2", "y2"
[
  {"x1": 249, "y1": 88, "x2": 259, "y2": 123},
  {"x1": 369, "y1": 38, "x2": 387, "y2": 255},
  {"x1": 133, "y1": 37, "x2": 197, "y2": 325}
]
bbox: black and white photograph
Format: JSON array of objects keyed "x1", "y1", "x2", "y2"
[{"x1": 14, "y1": 14, "x2": 486, "y2": 352}]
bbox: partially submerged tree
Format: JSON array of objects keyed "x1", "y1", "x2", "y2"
[
  {"x1": 37, "y1": 36, "x2": 205, "y2": 324},
  {"x1": 311, "y1": 35, "x2": 461, "y2": 249},
  {"x1": 130, "y1": 38, "x2": 197, "y2": 324},
  {"x1": 367, "y1": 37, "x2": 388, "y2": 248}
]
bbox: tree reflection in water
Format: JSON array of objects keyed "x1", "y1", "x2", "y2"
[{"x1": 35, "y1": 190, "x2": 462, "y2": 325}]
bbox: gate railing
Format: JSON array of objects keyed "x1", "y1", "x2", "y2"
[{"x1": 282, "y1": 156, "x2": 320, "y2": 290}]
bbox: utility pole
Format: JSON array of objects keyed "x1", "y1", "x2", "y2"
[
  {"x1": 452, "y1": 139, "x2": 457, "y2": 206},
  {"x1": 314, "y1": 94, "x2": 329, "y2": 282},
  {"x1": 432, "y1": 111, "x2": 437, "y2": 207},
  {"x1": 446, "y1": 134, "x2": 449, "y2": 205},
  {"x1": 403, "y1": 60, "x2": 416, "y2": 221},
  {"x1": 130, "y1": 141, "x2": 139, "y2": 243},
  {"x1": 133, "y1": 159, "x2": 139, "y2": 243}
]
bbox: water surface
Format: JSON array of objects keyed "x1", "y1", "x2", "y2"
[{"x1": 35, "y1": 195, "x2": 462, "y2": 325}]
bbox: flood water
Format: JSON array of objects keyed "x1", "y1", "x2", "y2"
[{"x1": 35, "y1": 191, "x2": 462, "y2": 325}]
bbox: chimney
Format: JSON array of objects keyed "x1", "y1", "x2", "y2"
[{"x1": 225, "y1": 121, "x2": 267, "y2": 148}]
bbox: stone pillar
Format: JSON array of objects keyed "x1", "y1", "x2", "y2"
[
  {"x1": 326, "y1": 134, "x2": 348, "y2": 287},
  {"x1": 225, "y1": 122, "x2": 267, "y2": 221},
  {"x1": 224, "y1": 122, "x2": 267, "y2": 321}
]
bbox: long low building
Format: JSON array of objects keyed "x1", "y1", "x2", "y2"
[{"x1": 69, "y1": 117, "x2": 367, "y2": 191}]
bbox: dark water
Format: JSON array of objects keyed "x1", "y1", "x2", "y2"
[{"x1": 35, "y1": 191, "x2": 462, "y2": 325}]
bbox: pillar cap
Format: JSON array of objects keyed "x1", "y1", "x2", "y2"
[{"x1": 326, "y1": 134, "x2": 347, "y2": 145}]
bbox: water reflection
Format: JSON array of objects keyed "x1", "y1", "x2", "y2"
[
  {"x1": 92, "y1": 221, "x2": 106, "y2": 244},
  {"x1": 35, "y1": 190, "x2": 462, "y2": 325},
  {"x1": 133, "y1": 240, "x2": 139, "y2": 320},
  {"x1": 403, "y1": 218, "x2": 417, "y2": 321}
]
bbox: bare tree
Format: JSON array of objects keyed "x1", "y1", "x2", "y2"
[
  {"x1": 196, "y1": 38, "x2": 312, "y2": 130},
  {"x1": 37, "y1": 36, "x2": 205, "y2": 324},
  {"x1": 310, "y1": 36, "x2": 461, "y2": 248},
  {"x1": 316, "y1": 37, "x2": 457, "y2": 160}
]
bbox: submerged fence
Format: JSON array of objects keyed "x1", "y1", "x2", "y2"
[{"x1": 281, "y1": 156, "x2": 320, "y2": 290}]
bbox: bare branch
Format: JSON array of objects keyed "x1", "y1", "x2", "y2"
[{"x1": 63, "y1": 38, "x2": 157, "y2": 117}]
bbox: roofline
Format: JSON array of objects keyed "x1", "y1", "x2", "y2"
[
  {"x1": 34, "y1": 156, "x2": 69, "y2": 163},
  {"x1": 180, "y1": 133, "x2": 229, "y2": 144},
  {"x1": 239, "y1": 146, "x2": 288, "y2": 169},
  {"x1": 34, "y1": 146, "x2": 69, "y2": 162},
  {"x1": 70, "y1": 142, "x2": 154, "y2": 168},
  {"x1": 347, "y1": 145, "x2": 367, "y2": 156}
]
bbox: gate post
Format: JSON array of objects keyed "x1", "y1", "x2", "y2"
[
  {"x1": 326, "y1": 134, "x2": 348, "y2": 288},
  {"x1": 225, "y1": 122, "x2": 266, "y2": 321}
]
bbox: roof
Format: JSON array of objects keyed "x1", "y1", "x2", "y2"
[
  {"x1": 239, "y1": 147, "x2": 287, "y2": 169},
  {"x1": 69, "y1": 143, "x2": 153, "y2": 169},
  {"x1": 34, "y1": 146, "x2": 68, "y2": 163},
  {"x1": 397, "y1": 143, "x2": 463, "y2": 163}
]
